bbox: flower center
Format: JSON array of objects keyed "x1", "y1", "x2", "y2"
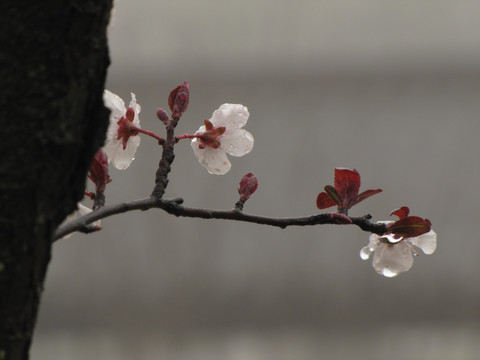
[
  {"x1": 116, "y1": 107, "x2": 139, "y2": 149},
  {"x1": 197, "y1": 119, "x2": 226, "y2": 149}
]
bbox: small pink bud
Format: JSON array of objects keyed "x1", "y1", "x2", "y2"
[
  {"x1": 238, "y1": 172, "x2": 258, "y2": 202},
  {"x1": 168, "y1": 81, "x2": 190, "y2": 118},
  {"x1": 156, "y1": 107, "x2": 169, "y2": 125}
]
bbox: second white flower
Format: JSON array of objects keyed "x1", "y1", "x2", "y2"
[{"x1": 191, "y1": 103, "x2": 254, "y2": 175}]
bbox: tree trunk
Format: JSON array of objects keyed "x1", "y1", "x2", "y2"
[{"x1": 0, "y1": 1, "x2": 112, "y2": 359}]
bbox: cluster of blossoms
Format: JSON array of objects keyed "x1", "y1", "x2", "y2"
[
  {"x1": 62, "y1": 81, "x2": 437, "y2": 279},
  {"x1": 64, "y1": 81, "x2": 255, "y2": 230},
  {"x1": 100, "y1": 83, "x2": 254, "y2": 175},
  {"x1": 317, "y1": 168, "x2": 437, "y2": 277}
]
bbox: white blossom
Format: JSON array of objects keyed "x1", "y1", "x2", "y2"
[
  {"x1": 191, "y1": 103, "x2": 254, "y2": 175},
  {"x1": 103, "y1": 90, "x2": 141, "y2": 170},
  {"x1": 360, "y1": 221, "x2": 437, "y2": 277}
]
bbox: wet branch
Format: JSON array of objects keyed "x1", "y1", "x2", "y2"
[{"x1": 53, "y1": 196, "x2": 386, "y2": 241}]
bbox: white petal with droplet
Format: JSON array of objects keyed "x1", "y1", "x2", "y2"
[
  {"x1": 191, "y1": 140, "x2": 231, "y2": 175},
  {"x1": 107, "y1": 135, "x2": 141, "y2": 170},
  {"x1": 409, "y1": 230, "x2": 437, "y2": 254},
  {"x1": 102, "y1": 91, "x2": 141, "y2": 170},
  {"x1": 372, "y1": 242, "x2": 413, "y2": 277},
  {"x1": 210, "y1": 103, "x2": 249, "y2": 129},
  {"x1": 220, "y1": 129, "x2": 254, "y2": 157}
]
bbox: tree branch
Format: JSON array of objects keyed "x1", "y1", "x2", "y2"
[{"x1": 53, "y1": 197, "x2": 386, "y2": 241}]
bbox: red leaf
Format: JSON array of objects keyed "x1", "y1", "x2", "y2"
[
  {"x1": 386, "y1": 216, "x2": 431, "y2": 238},
  {"x1": 316, "y1": 192, "x2": 337, "y2": 209},
  {"x1": 324, "y1": 185, "x2": 341, "y2": 205},
  {"x1": 390, "y1": 206, "x2": 410, "y2": 219},
  {"x1": 334, "y1": 168, "x2": 361, "y2": 207},
  {"x1": 353, "y1": 188, "x2": 383, "y2": 206}
]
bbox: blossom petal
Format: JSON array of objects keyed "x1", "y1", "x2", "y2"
[
  {"x1": 210, "y1": 103, "x2": 249, "y2": 129},
  {"x1": 220, "y1": 128, "x2": 254, "y2": 156},
  {"x1": 191, "y1": 140, "x2": 231, "y2": 175},
  {"x1": 372, "y1": 242, "x2": 414, "y2": 277},
  {"x1": 104, "y1": 89, "x2": 126, "y2": 117},
  {"x1": 105, "y1": 135, "x2": 141, "y2": 170},
  {"x1": 409, "y1": 230, "x2": 437, "y2": 255}
]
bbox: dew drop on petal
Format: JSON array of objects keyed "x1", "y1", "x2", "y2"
[
  {"x1": 381, "y1": 268, "x2": 398, "y2": 277},
  {"x1": 372, "y1": 243, "x2": 413, "y2": 277},
  {"x1": 360, "y1": 246, "x2": 372, "y2": 260},
  {"x1": 221, "y1": 129, "x2": 254, "y2": 157}
]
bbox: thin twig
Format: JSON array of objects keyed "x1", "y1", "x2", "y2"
[{"x1": 53, "y1": 196, "x2": 386, "y2": 241}]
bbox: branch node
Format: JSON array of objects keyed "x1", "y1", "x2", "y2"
[{"x1": 234, "y1": 200, "x2": 245, "y2": 212}]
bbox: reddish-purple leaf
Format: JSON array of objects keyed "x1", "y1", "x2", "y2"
[
  {"x1": 353, "y1": 188, "x2": 383, "y2": 206},
  {"x1": 316, "y1": 192, "x2": 337, "y2": 209},
  {"x1": 386, "y1": 216, "x2": 431, "y2": 238},
  {"x1": 324, "y1": 185, "x2": 341, "y2": 205},
  {"x1": 334, "y1": 168, "x2": 361, "y2": 208},
  {"x1": 390, "y1": 206, "x2": 410, "y2": 219}
]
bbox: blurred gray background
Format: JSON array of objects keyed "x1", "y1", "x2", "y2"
[{"x1": 34, "y1": 1, "x2": 480, "y2": 359}]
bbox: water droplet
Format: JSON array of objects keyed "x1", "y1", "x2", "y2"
[
  {"x1": 381, "y1": 268, "x2": 398, "y2": 277},
  {"x1": 360, "y1": 247, "x2": 371, "y2": 260}
]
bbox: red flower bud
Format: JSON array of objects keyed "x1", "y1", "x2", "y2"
[
  {"x1": 168, "y1": 81, "x2": 190, "y2": 118},
  {"x1": 88, "y1": 149, "x2": 111, "y2": 193},
  {"x1": 156, "y1": 107, "x2": 170, "y2": 125},
  {"x1": 238, "y1": 173, "x2": 258, "y2": 202}
]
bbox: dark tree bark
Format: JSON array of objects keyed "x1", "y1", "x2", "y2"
[{"x1": 0, "y1": 1, "x2": 113, "y2": 359}]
